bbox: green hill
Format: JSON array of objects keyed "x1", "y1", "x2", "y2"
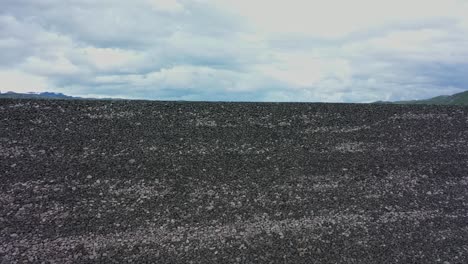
[{"x1": 377, "y1": 90, "x2": 468, "y2": 106}]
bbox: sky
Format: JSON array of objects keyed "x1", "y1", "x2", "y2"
[{"x1": 1, "y1": 0, "x2": 468, "y2": 102}]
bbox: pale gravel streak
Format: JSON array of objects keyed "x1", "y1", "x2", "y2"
[
  {"x1": 305, "y1": 116, "x2": 398, "y2": 135},
  {"x1": 1, "y1": 210, "x2": 448, "y2": 261},
  {"x1": 144, "y1": 142, "x2": 271, "y2": 155},
  {"x1": 86, "y1": 111, "x2": 136, "y2": 119},
  {"x1": 333, "y1": 142, "x2": 365, "y2": 153},
  {"x1": 377, "y1": 210, "x2": 441, "y2": 223},
  {"x1": 305, "y1": 125, "x2": 371, "y2": 134},
  {"x1": 390, "y1": 113, "x2": 452, "y2": 120}
]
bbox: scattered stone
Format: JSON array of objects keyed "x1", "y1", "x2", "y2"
[{"x1": 2, "y1": 99, "x2": 468, "y2": 263}]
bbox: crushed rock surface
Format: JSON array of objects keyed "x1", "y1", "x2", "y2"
[{"x1": 1, "y1": 99, "x2": 468, "y2": 263}]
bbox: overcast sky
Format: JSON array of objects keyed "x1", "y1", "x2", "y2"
[{"x1": 1, "y1": 0, "x2": 468, "y2": 102}]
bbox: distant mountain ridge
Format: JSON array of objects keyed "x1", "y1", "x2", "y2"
[
  {"x1": 0, "y1": 91, "x2": 124, "y2": 101},
  {"x1": 375, "y1": 90, "x2": 468, "y2": 106},
  {"x1": 0, "y1": 91, "x2": 80, "y2": 100},
  {"x1": 3, "y1": 90, "x2": 468, "y2": 105}
]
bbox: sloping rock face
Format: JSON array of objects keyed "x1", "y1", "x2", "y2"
[{"x1": 1, "y1": 99, "x2": 468, "y2": 263}]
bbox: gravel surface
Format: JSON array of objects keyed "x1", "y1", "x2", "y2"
[{"x1": 1, "y1": 99, "x2": 468, "y2": 263}]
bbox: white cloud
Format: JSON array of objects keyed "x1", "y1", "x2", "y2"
[
  {"x1": 1, "y1": 0, "x2": 468, "y2": 102},
  {"x1": 74, "y1": 47, "x2": 145, "y2": 72},
  {"x1": 0, "y1": 70, "x2": 51, "y2": 93},
  {"x1": 256, "y1": 52, "x2": 352, "y2": 88},
  {"x1": 21, "y1": 56, "x2": 82, "y2": 76},
  {"x1": 342, "y1": 28, "x2": 468, "y2": 63},
  {"x1": 214, "y1": 0, "x2": 468, "y2": 38},
  {"x1": 145, "y1": 0, "x2": 185, "y2": 13},
  {"x1": 93, "y1": 65, "x2": 272, "y2": 93}
]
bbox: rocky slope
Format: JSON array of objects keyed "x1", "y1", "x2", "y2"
[{"x1": 1, "y1": 99, "x2": 468, "y2": 263}]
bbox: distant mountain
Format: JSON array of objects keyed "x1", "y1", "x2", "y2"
[
  {"x1": 4, "y1": 90, "x2": 468, "y2": 105},
  {"x1": 0, "y1": 91, "x2": 80, "y2": 100},
  {"x1": 375, "y1": 90, "x2": 468, "y2": 106}
]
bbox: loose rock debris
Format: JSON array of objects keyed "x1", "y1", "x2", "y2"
[{"x1": 1, "y1": 99, "x2": 468, "y2": 263}]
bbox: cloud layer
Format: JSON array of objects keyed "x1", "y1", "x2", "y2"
[{"x1": 1, "y1": 0, "x2": 468, "y2": 102}]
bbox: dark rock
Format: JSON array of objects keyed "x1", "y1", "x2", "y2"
[{"x1": 1, "y1": 98, "x2": 468, "y2": 263}]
